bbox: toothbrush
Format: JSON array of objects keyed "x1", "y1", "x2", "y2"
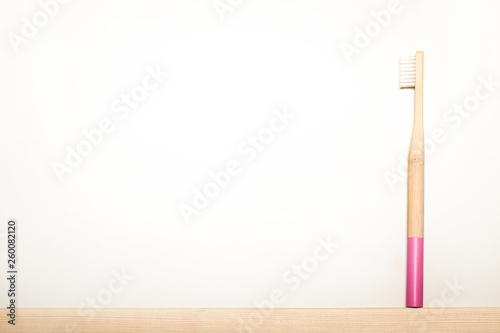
[{"x1": 400, "y1": 51, "x2": 424, "y2": 308}]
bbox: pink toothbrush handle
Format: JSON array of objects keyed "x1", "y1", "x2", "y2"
[{"x1": 406, "y1": 237, "x2": 423, "y2": 307}]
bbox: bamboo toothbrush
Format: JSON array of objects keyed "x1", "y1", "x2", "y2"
[{"x1": 400, "y1": 51, "x2": 424, "y2": 308}]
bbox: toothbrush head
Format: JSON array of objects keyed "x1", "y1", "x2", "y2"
[{"x1": 399, "y1": 55, "x2": 416, "y2": 89}]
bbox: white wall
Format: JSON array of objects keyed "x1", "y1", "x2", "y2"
[{"x1": 0, "y1": 0, "x2": 499, "y2": 309}]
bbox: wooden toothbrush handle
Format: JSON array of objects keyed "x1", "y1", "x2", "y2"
[
  {"x1": 407, "y1": 50, "x2": 424, "y2": 238},
  {"x1": 407, "y1": 150, "x2": 424, "y2": 237}
]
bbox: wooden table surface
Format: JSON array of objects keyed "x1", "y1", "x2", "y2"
[{"x1": 1, "y1": 308, "x2": 499, "y2": 332}]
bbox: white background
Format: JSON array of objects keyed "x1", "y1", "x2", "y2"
[{"x1": 0, "y1": 0, "x2": 499, "y2": 308}]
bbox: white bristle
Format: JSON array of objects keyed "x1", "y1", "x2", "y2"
[{"x1": 399, "y1": 55, "x2": 416, "y2": 88}]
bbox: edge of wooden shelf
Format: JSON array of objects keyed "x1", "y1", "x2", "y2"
[{"x1": 2, "y1": 308, "x2": 500, "y2": 332}]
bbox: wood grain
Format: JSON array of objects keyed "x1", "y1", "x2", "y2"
[
  {"x1": 408, "y1": 50, "x2": 424, "y2": 238},
  {"x1": 1, "y1": 308, "x2": 499, "y2": 332}
]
